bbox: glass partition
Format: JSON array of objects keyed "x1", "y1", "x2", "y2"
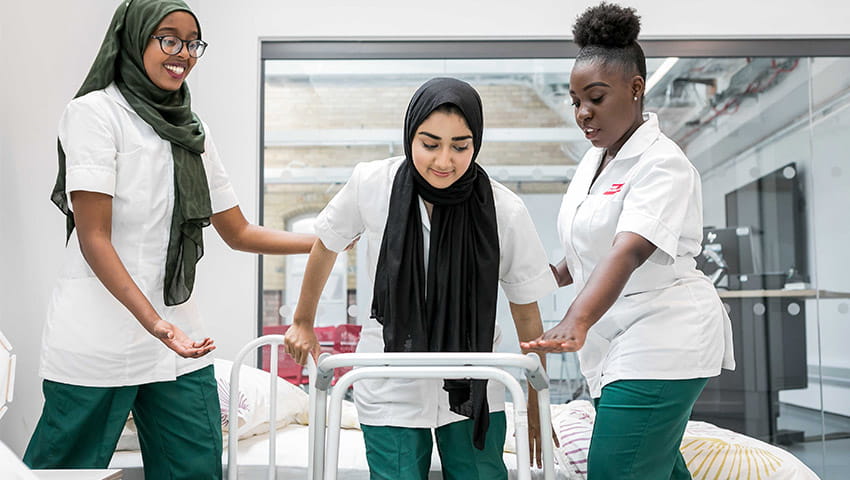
[
  {"x1": 798, "y1": 56, "x2": 850, "y2": 477},
  {"x1": 259, "y1": 41, "x2": 850, "y2": 478}
]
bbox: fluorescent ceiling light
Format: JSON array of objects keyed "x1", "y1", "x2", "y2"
[{"x1": 645, "y1": 57, "x2": 679, "y2": 94}]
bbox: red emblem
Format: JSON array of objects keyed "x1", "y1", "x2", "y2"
[{"x1": 603, "y1": 183, "x2": 624, "y2": 195}]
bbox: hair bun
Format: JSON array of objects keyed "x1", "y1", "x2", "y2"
[{"x1": 573, "y1": 2, "x2": 641, "y2": 49}]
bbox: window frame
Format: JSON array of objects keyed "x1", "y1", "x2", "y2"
[{"x1": 256, "y1": 36, "x2": 850, "y2": 336}]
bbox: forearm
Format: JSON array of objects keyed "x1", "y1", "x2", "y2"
[
  {"x1": 509, "y1": 302, "x2": 548, "y2": 370},
  {"x1": 228, "y1": 224, "x2": 316, "y2": 255},
  {"x1": 292, "y1": 239, "x2": 339, "y2": 326},
  {"x1": 78, "y1": 235, "x2": 161, "y2": 333},
  {"x1": 211, "y1": 205, "x2": 315, "y2": 254}
]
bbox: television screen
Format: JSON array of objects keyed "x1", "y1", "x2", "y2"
[{"x1": 724, "y1": 163, "x2": 807, "y2": 283}]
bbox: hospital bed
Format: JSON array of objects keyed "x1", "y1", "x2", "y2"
[
  {"x1": 109, "y1": 335, "x2": 821, "y2": 480},
  {"x1": 112, "y1": 419, "x2": 557, "y2": 479},
  {"x1": 110, "y1": 335, "x2": 567, "y2": 480}
]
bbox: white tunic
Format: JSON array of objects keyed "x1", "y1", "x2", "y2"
[
  {"x1": 39, "y1": 83, "x2": 239, "y2": 387},
  {"x1": 315, "y1": 156, "x2": 557, "y2": 428},
  {"x1": 558, "y1": 113, "x2": 735, "y2": 398}
]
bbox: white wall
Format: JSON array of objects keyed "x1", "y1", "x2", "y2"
[
  {"x1": 0, "y1": 0, "x2": 124, "y2": 456},
  {"x1": 2, "y1": 0, "x2": 850, "y2": 456}
]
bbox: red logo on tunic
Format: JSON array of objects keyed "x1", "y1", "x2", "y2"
[{"x1": 603, "y1": 183, "x2": 624, "y2": 195}]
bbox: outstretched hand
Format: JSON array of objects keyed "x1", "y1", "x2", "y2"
[
  {"x1": 151, "y1": 319, "x2": 215, "y2": 358},
  {"x1": 520, "y1": 316, "x2": 588, "y2": 353}
]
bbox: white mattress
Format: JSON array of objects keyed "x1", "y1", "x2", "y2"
[
  {"x1": 110, "y1": 400, "x2": 818, "y2": 480},
  {"x1": 110, "y1": 423, "x2": 568, "y2": 480}
]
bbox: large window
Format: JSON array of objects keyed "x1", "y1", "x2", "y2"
[{"x1": 259, "y1": 40, "x2": 850, "y2": 477}]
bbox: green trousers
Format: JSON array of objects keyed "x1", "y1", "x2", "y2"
[
  {"x1": 24, "y1": 365, "x2": 222, "y2": 480},
  {"x1": 587, "y1": 378, "x2": 708, "y2": 480},
  {"x1": 360, "y1": 411, "x2": 508, "y2": 480}
]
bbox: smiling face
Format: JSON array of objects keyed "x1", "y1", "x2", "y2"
[
  {"x1": 411, "y1": 109, "x2": 475, "y2": 189},
  {"x1": 142, "y1": 11, "x2": 199, "y2": 91},
  {"x1": 569, "y1": 60, "x2": 645, "y2": 156}
]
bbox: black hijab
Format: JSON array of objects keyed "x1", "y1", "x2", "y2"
[
  {"x1": 51, "y1": 0, "x2": 211, "y2": 306},
  {"x1": 371, "y1": 77, "x2": 500, "y2": 449}
]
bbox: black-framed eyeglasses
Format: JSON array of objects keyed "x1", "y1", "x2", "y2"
[{"x1": 150, "y1": 35, "x2": 208, "y2": 58}]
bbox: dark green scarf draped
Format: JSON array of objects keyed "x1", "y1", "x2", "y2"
[{"x1": 51, "y1": 0, "x2": 211, "y2": 306}]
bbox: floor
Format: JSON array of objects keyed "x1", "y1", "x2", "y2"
[{"x1": 778, "y1": 403, "x2": 850, "y2": 479}]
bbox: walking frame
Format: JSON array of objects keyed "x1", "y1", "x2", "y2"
[{"x1": 227, "y1": 335, "x2": 556, "y2": 480}]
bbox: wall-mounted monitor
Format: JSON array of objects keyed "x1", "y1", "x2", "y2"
[{"x1": 724, "y1": 163, "x2": 807, "y2": 288}]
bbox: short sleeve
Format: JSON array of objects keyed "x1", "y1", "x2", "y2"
[
  {"x1": 60, "y1": 99, "x2": 118, "y2": 202},
  {"x1": 314, "y1": 163, "x2": 366, "y2": 252},
  {"x1": 615, "y1": 154, "x2": 695, "y2": 265},
  {"x1": 497, "y1": 194, "x2": 558, "y2": 304},
  {"x1": 201, "y1": 124, "x2": 239, "y2": 214}
]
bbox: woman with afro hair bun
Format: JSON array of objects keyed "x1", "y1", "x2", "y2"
[{"x1": 523, "y1": 3, "x2": 735, "y2": 478}]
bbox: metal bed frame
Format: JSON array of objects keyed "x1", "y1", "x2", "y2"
[{"x1": 227, "y1": 335, "x2": 556, "y2": 480}]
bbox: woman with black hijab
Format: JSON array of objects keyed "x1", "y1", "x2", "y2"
[
  {"x1": 24, "y1": 1, "x2": 314, "y2": 477},
  {"x1": 285, "y1": 77, "x2": 557, "y2": 479}
]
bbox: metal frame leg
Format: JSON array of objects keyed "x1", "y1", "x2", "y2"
[{"x1": 308, "y1": 352, "x2": 555, "y2": 480}]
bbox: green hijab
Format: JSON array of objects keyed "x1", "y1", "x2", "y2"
[{"x1": 51, "y1": 0, "x2": 212, "y2": 306}]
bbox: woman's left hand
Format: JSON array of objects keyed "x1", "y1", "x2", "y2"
[
  {"x1": 152, "y1": 319, "x2": 216, "y2": 358},
  {"x1": 526, "y1": 399, "x2": 559, "y2": 468}
]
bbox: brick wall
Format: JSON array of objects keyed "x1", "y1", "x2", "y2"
[{"x1": 264, "y1": 81, "x2": 565, "y2": 129}]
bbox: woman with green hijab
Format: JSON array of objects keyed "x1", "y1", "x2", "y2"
[{"x1": 24, "y1": 1, "x2": 315, "y2": 477}]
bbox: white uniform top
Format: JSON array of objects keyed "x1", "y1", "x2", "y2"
[
  {"x1": 39, "y1": 83, "x2": 239, "y2": 387},
  {"x1": 315, "y1": 156, "x2": 557, "y2": 428},
  {"x1": 558, "y1": 113, "x2": 735, "y2": 398}
]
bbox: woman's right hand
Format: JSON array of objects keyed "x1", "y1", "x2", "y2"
[
  {"x1": 284, "y1": 322, "x2": 321, "y2": 366},
  {"x1": 151, "y1": 319, "x2": 216, "y2": 358},
  {"x1": 284, "y1": 239, "x2": 338, "y2": 365},
  {"x1": 520, "y1": 315, "x2": 589, "y2": 353}
]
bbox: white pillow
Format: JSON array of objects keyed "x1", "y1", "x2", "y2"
[
  {"x1": 544, "y1": 400, "x2": 820, "y2": 480},
  {"x1": 214, "y1": 358, "x2": 309, "y2": 439},
  {"x1": 681, "y1": 421, "x2": 820, "y2": 480},
  {"x1": 115, "y1": 359, "x2": 311, "y2": 451},
  {"x1": 551, "y1": 401, "x2": 594, "y2": 479}
]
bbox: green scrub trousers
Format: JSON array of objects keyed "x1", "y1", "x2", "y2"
[
  {"x1": 360, "y1": 410, "x2": 508, "y2": 480},
  {"x1": 587, "y1": 378, "x2": 708, "y2": 480},
  {"x1": 24, "y1": 365, "x2": 222, "y2": 480}
]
